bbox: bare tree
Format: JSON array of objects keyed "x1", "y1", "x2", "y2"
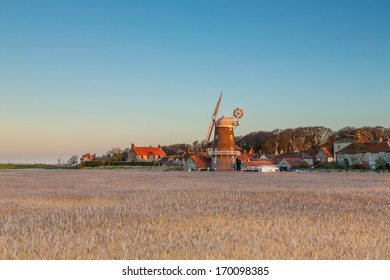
[
  {"x1": 192, "y1": 140, "x2": 200, "y2": 149},
  {"x1": 67, "y1": 155, "x2": 78, "y2": 166},
  {"x1": 106, "y1": 147, "x2": 122, "y2": 162},
  {"x1": 121, "y1": 148, "x2": 130, "y2": 161},
  {"x1": 337, "y1": 126, "x2": 356, "y2": 139}
]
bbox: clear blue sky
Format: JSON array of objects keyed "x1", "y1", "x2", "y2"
[{"x1": 1, "y1": 0, "x2": 389, "y2": 163}]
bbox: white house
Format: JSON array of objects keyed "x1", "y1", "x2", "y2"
[
  {"x1": 334, "y1": 139, "x2": 353, "y2": 161},
  {"x1": 241, "y1": 159, "x2": 279, "y2": 172},
  {"x1": 336, "y1": 140, "x2": 390, "y2": 168}
]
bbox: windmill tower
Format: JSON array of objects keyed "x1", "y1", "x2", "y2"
[{"x1": 204, "y1": 93, "x2": 244, "y2": 171}]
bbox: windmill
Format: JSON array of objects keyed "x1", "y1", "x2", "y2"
[{"x1": 204, "y1": 92, "x2": 244, "y2": 171}]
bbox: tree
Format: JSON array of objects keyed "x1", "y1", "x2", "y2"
[
  {"x1": 121, "y1": 148, "x2": 130, "y2": 161},
  {"x1": 262, "y1": 136, "x2": 277, "y2": 154},
  {"x1": 311, "y1": 126, "x2": 334, "y2": 148},
  {"x1": 293, "y1": 127, "x2": 308, "y2": 151},
  {"x1": 192, "y1": 140, "x2": 200, "y2": 149},
  {"x1": 106, "y1": 147, "x2": 122, "y2": 162},
  {"x1": 337, "y1": 126, "x2": 356, "y2": 139},
  {"x1": 278, "y1": 129, "x2": 294, "y2": 153},
  {"x1": 363, "y1": 126, "x2": 384, "y2": 140},
  {"x1": 67, "y1": 155, "x2": 78, "y2": 166},
  {"x1": 354, "y1": 129, "x2": 373, "y2": 142}
]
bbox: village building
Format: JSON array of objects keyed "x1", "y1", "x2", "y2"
[
  {"x1": 162, "y1": 144, "x2": 188, "y2": 156},
  {"x1": 235, "y1": 154, "x2": 255, "y2": 170},
  {"x1": 160, "y1": 155, "x2": 184, "y2": 166},
  {"x1": 301, "y1": 147, "x2": 334, "y2": 164},
  {"x1": 240, "y1": 159, "x2": 279, "y2": 172},
  {"x1": 333, "y1": 138, "x2": 353, "y2": 160},
  {"x1": 183, "y1": 155, "x2": 211, "y2": 171},
  {"x1": 260, "y1": 154, "x2": 278, "y2": 161},
  {"x1": 321, "y1": 147, "x2": 334, "y2": 162},
  {"x1": 277, "y1": 158, "x2": 309, "y2": 171},
  {"x1": 81, "y1": 153, "x2": 96, "y2": 162},
  {"x1": 272, "y1": 152, "x2": 313, "y2": 166},
  {"x1": 335, "y1": 140, "x2": 390, "y2": 168},
  {"x1": 127, "y1": 143, "x2": 166, "y2": 162},
  {"x1": 271, "y1": 147, "x2": 333, "y2": 168}
]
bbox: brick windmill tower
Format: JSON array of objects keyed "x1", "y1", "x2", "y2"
[{"x1": 204, "y1": 93, "x2": 244, "y2": 171}]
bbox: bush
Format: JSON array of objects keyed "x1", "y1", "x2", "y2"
[
  {"x1": 75, "y1": 162, "x2": 85, "y2": 169},
  {"x1": 351, "y1": 164, "x2": 370, "y2": 170},
  {"x1": 375, "y1": 157, "x2": 387, "y2": 170},
  {"x1": 314, "y1": 162, "x2": 338, "y2": 169},
  {"x1": 83, "y1": 161, "x2": 107, "y2": 168}
]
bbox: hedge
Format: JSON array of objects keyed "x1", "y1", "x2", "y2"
[{"x1": 79, "y1": 161, "x2": 155, "y2": 168}]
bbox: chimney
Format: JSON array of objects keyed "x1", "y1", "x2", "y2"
[
  {"x1": 186, "y1": 145, "x2": 190, "y2": 154},
  {"x1": 131, "y1": 143, "x2": 135, "y2": 149},
  {"x1": 158, "y1": 144, "x2": 161, "y2": 148}
]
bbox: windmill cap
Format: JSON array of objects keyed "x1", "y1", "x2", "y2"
[{"x1": 216, "y1": 116, "x2": 235, "y2": 126}]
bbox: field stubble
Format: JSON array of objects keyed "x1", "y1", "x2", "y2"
[{"x1": 0, "y1": 169, "x2": 389, "y2": 259}]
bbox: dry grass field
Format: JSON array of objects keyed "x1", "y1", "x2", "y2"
[{"x1": 0, "y1": 169, "x2": 389, "y2": 259}]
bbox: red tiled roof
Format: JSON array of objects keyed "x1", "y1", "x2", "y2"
[
  {"x1": 81, "y1": 153, "x2": 96, "y2": 161},
  {"x1": 321, "y1": 147, "x2": 332, "y2": 157},
  {"x1": 234, "y1": 145, "x2": 243, "y2": 151},
  {"x1": 301, "y1": 150, "x2": 319, "y2": 158},
  {"x1": 245, "y1": 159, "x2": 274, "y2": 166},
  {"x1": 273, "y1": 152, "x2": 308, "y2": 164},
  {"x1": 197, "y1": 151, "x2": 208, "y2": 157},
  {"x1": 262, "y1": 154, "x2": 278, "y2": 159},
  {"x1": 280, "y1": 158, "x2": 309, "y2": 167},
  {"x1": 242, "y1": 153, "x2": 256, "y2": 159},
  {"x1": 337, "y1": 142, "x2": 390, "y2": 154},
  {"x1": 161, "y1": 155, "x2": 183, "y2": 163},
  {"x1": 190, "y1": 155, "x2": 211, "y2": 169},
  {"x1": 132, "y1": 147, "x2": 166, "y2": 157},
  {"x1": 237, "y1": 155, "x2": 253, "y2": 161}
]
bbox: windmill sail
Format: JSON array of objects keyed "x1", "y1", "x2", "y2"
[
  {"x1": 212, "y1": 92, "x2": 222, "y2": 121},
  {"x1": 205, "y1": 92, "x2": 222, "y2": 147}
]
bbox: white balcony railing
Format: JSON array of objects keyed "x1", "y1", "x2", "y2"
[{"x1": 208, "y1": 150, "x2": 241, "y2": 157}]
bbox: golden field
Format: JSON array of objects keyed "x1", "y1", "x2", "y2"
[{"x1": 0, "y1": 169, "x2": 389, "y2": 259}]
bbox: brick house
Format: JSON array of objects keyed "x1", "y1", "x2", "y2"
[
  {"x1": 127, "y1": 143, "x2": 166, "y2": 162},
  {"x1": 81, "y1": 153, "x2": 96, "y2": 162}
]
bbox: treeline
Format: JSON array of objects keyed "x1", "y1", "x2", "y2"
[{"x1": 236, "y1": 126, "x2": 390, "y2": 154}]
